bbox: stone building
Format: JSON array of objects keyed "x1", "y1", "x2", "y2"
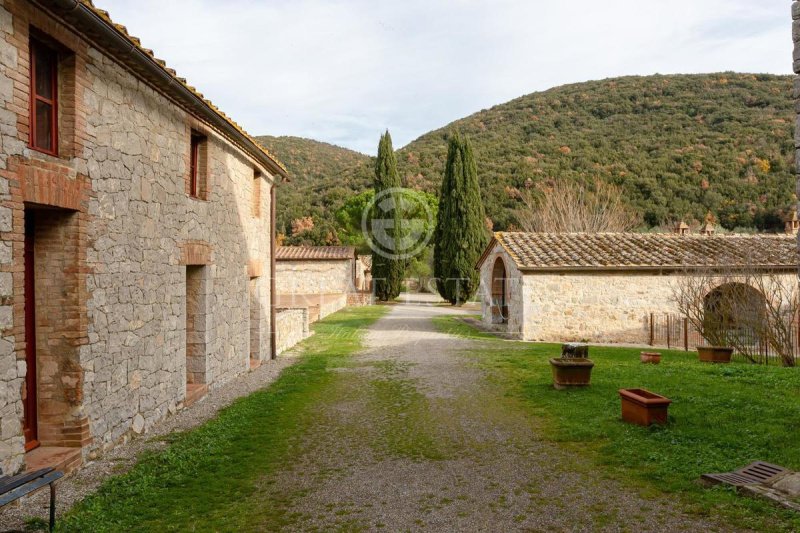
[
  {"x1": 275, "y1": 246, "x2": 361, "y2": 321},
  {"x1": 276, "y1": 246, "x2": 359, "y2": 295},
  {"x1": 477, "y1": 232, "x2": 798, "y2": 344},
  {"x1": 0, "y1": 0, "x2": 290, "y2": 475}
]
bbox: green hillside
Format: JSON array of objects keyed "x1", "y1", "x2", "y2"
[
  {"x1": 255, "y1": 135, "x2": 373, "y2": 237},
  {"x1": 261, "y1": 73, "x2": 797, "y2": 241}
]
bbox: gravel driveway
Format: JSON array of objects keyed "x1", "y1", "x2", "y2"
[{"x1": 249, "y1": 302, "x2": 731, "y2": 532}]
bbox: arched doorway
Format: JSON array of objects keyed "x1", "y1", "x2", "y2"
[
  {"x1": 704, "y1": 282, "x2": 765, "y2": 339},
  {"x1": 491, "y1": 257, "x2": 508, "y2": 324}
]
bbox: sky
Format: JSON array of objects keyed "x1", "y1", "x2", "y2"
[{"x1": 95, "y1": 0, "x2": 792, "y2": 155}]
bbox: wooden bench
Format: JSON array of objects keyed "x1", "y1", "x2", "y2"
[{"x1": 0, "y1": 467, "x2": 63, "y2": 532}]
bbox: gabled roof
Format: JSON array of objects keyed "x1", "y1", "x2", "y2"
[
  {"x1": 40, "y1": 0, "x2": 287, "y2": 179},
  {"x1": 276, "y1": 246, "x2": 356, "y2": 261},
  {"x1": 478, "y1": 232, "x2": 799, "y2": 272}
]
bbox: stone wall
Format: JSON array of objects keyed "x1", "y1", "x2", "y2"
[
  {"x1": 477, "y1": 243, "x2": 525, "y2": 335},
  {"x1": 479, "y1": 243, "x2": 797, "y2": 345},
  {"x1": 275, "y1": 308, "x2": 310, "y2": 355},
  {"x1": 276, "y1": 259, "x2": 354, "y2": 295},
  {"x1": 0, "y1": 0, "x2": 277, "y2": 474},
  {"x1": 318, "y1": 293, "x2": 348, "y2": 320},
  {"x1": 519, "y1": 271, "x2": 676, "y2": 344}
]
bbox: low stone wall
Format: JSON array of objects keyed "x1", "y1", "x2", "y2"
[
  {"x1": 275, "y1": 308, "x2": 310, "y2": 355},
  {"x1": 276, "y1": 260, "x2": 354, "y2": 294},
  {"x1": 319, "y1": 294, "x2": 348, "y2": 320},
  {"x1": 347, "y1": 291, "x2": 374, "y2": 306}
]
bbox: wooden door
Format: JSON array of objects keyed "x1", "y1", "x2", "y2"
[{"x1": 23, "y1": 212, "x2": 38, "y2": 450}]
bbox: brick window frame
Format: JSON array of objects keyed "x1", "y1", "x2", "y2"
[
  {"x1": 29, "y1": 37, "x2": 59, "y2": 156},
  {"x1": 189, "y1": 130, "x2": 208, "y2": 200}
]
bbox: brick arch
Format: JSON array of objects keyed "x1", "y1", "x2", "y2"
[
  {"x1": 703, "y1": 282, "x2": 766, "y2": 333},
  {"x1": 491, "y1": 256, "x2": 508, "y2": 324}
]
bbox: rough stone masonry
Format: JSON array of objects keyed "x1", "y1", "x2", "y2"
[{"x1": 0, "y1": 0, "x2": 288, "y2": 475}]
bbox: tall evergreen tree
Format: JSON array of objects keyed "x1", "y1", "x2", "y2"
[
  {"x1": 371, "y1": 131, "x2": 404, "y2": 301},
  {"x1": 434, "y1": 131, "x2": 488, "y2": 305}
]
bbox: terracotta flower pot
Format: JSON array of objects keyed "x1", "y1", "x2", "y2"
[
  {"x1": 640, "y1": 352, "x2": 661, "y2": 364},
  {"x1": 549, "y1": 358, "x2": 594, "y2": 389},
  {"x1": 697, "y1": 346, "x2": 733, "y2": 364},
  {"x1": 619, "y1": 388, "x2": 672, "y2": 426}
]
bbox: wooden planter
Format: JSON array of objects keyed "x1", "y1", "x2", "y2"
[
  {"x1": 697, "y1": 346, "x2": 733, "y2": 364},
  {"x1": 549, "y1": 358, "x2": 594, "y2": 389},
  {"x1": 619, "y1": 388, "x2": 672, "y2": 426},
  {"x1": 640, "y1": 352, "x2": 661, "y2": 365}
]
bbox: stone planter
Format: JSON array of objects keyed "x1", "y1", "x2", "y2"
[
  {"x1": 549, "y1": 358, "x2": 594, "y2": 389},
  {"x1": 697, "y1": 346, "x2": 733, "y2": 364},
  {"x1": 619, "y1": 388, "x2": 672, "y2": 426},
  {"x1": 640, "y1": 351, "x2": 661, "y2": 364}
]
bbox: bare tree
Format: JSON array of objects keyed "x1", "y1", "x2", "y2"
[
  {"x1": 672, "y1": 266, "x2": 799, "y2": 366},
  {"x1": 740, "y1": 270, "x2": 798, "y2": 367},
  {"x1": 672, "y1": 267, "x2": 732, "y2": 349},
  {"x1": 510, "y1": 179, "x2": 641, "y2": 233}
]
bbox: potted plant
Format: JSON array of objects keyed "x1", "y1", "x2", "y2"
[
  {"x1": 640, "y1": 351, "x2": 661, "y2": 364},
  {"x1": 550, "y1": 343, "x2": 594, "y2": 389},
  {"x1": 619, "y1": 388, "x2": 672, "y2": 426}
]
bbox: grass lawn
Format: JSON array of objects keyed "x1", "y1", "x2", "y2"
[
  {"x1": 432, "y1": 316, "x2": 800, "y2": 532},
  {"x1": 53, "y1": 305, "x2": 388, "y2": 532}
]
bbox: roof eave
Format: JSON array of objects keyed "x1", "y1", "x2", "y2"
[{"x1": 37, "y1": 0, "x2": 289, "y2": 181}]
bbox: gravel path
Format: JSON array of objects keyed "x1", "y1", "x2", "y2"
[
  {"x1": 0, "y1": 352, "x2": 300, "y2": 532},
  {"x1": 250, "y1": 303, "x2": 733, "y2": 532}
]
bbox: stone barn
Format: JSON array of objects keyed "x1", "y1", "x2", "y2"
[
  {"x1": 275, "y1": 246, "x2": 360, "y2": 320},
  {"x1": 477, "y1": 232, "x2": 798, "y2": 344},
  {"x1": 0, "y1": 0, "x2": 290, "y2": 475}
]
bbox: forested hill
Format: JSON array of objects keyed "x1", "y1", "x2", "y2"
[
  {"x1": 260, "y1": 73, "x2": 797, "y2": 241},
  {"x1": 255, "y1": 135, "x2": 373, "y2": 236}
]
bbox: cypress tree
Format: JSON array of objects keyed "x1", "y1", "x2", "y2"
[
  {"x1": 434, "y1": 131, "x2": 488, "y2": 305},
  {"x1": 371, "y1": 131, "x2": 404, "y2": 301}
]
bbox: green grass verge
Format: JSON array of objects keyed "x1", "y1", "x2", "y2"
[
  {"x1": 55, "y1": 305, "x2": 388, "y2": 532},
  {"x1": 432, "y1": 316, "x2": 800, "y2": 532}
]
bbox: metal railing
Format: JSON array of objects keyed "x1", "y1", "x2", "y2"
[{"x1": 647, "y1": 312, "x2": 800, "y2": 365}]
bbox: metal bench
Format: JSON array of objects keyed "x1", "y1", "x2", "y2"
[{"x1": 0, "y1": 467, "x2": 63, "y2": 532}]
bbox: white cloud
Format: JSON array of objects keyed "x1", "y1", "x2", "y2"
[{"x1": 95, "y1": 0, "x2": 792, "y2": 154}]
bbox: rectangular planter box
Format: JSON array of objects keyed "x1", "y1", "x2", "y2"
[{"x1": 619, "y1": 388, "x2": 671, "y2": 426}]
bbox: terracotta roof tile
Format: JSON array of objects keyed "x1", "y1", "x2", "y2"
[
  {"x1": 488, "y1": 232, "x2": 799, "y2": 271},
  {"x1": 276, "y1": 246, "x2": 356, "y2": 261}
]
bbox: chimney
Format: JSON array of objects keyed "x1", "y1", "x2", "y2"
[
  {"x1": 785, "y1": 210, "x2": 800, "y2": 236},
  {"x1": 699, "y1": 212, "x2": 715, "y2": 235},
  {"x1": 674, "y1": 220, "x2": 690, "y2": 235}
]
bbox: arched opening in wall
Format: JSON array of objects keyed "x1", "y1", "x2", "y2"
[
  {"x1": 491, "y1": 257, "x2": 508, "y2": 324},
  {"x1": 704, "y1": 282, "x2": 766, "y2": 343}
]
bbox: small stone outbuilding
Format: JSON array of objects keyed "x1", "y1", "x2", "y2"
[
  {"x1": 275, "y1": 246, "x2": 362, "y2": 321},
  {"x1": 477, "y1": 232, "x2": 798, "y2": 344}
]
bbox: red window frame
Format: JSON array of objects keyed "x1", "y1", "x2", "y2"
[
  {"x1": 189, "y1": 132, "x2": 202, "y2": 198},
  {"x1": 29, "y1": 38, "x2": 58, "y2": 156}
]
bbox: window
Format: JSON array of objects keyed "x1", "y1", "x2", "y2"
[
  {"x1": 253, "y1": 169, "x2": 261, "y2": 218},
  {"x1": 189, "y1": 131, "x2": 207, "y2": 198},
  {"x1": 29, "y1": 39, "x2": 58, "y2": 155}
]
